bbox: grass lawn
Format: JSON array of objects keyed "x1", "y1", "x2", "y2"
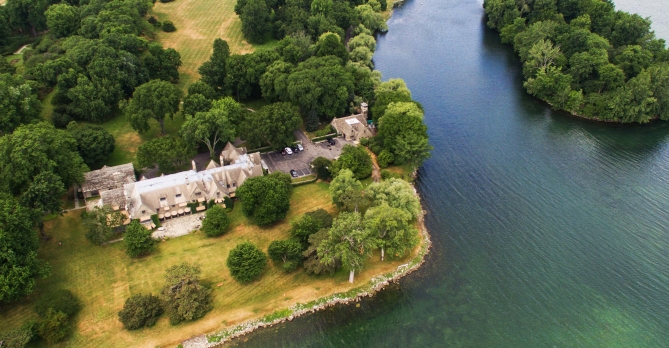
[
  {"x1": 40, "y1": 90, "x2": 55, "y2": 122},
  {"x1": 151, "y1": 0, "x2": 278, "y2": 79},
  {"x1": 0, "y1": 182, "x2": 417, "y2": 348}
]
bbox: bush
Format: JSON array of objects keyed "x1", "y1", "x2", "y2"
[
  {"x1": 118, "y1": 294, "x2": 163, "y2": 330},
  {"x1": 223, "y1": 196, "x2": 234, "y2": 212},
  {"x1": 51, "y1": 112, "x2": 73, "y2": 128},
  {"x1": 377, "y1": 149, "x2": 394, "y2": 168},
  {"x1": 151, "y1": 214, "x2": 161, "y2": 228},
  {"x1": 37, "y1": 309, "x2": 69, "y2": 344},
  {"x1": 227, "y1": 242, "x2": 268, "y2": 282},
  {"x1": 267, "y1": 239, "x2": 302, "y2": 272},
  {"x1": 147, "y1": 16, "x2": 158, "y2": 25},
  {"x1": 124, "y1": 220, "x2": 156, "y2": 257},
  {"x1": 381, "y1": 169, "x2": 402, "y2": 180},
  {"x1": 237, "y1": 172, "x2": 292, "y2": 226},
  {"x1": 0, "y1": 323, "x2": 36, "y2": 348},
  {"x1": 201, "y1": 205, "x2": 230, "y2": 237},
  {"x1": 359, "y1": 137, "x2": 370, "y2": 146},
  {"x1": 312, "y1": 125, "x2": 333, "y2": 137},
  {"x1": 282, "y1": 260, "x2": 298, "y2": 272},
  {"x1": 34, "y1": 289, "x2": 81, "y2": 318},
  {"x1": 311, "y1": 157, "x2": 332, "y2": 180},
  {"x1": 162, "y1": 21, "x2": 176, "y2": 32}
]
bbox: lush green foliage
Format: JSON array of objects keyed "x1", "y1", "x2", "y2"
[
  {"x1": 0, "y1": 323, "x2": 35, "y2": 348},
  {"x1": 67, "y1": 122, "x2": 115, "y2": 169},
  {"x1": 311, "y1": 156, "x2": 332, "y2": 180},
  {"x1": 377, "y1": 102, "x2": 432, "y2": 167},
  {"x1": 19, "y1": 171, "x2": 65, "y2": 216},
  {"x1": 237, "y1": 172, "x2": 293, "y2": 225},
  {"x1": 82, "y1": 204, "x2": 125, "y2": 245},
  {"x1": 136, "y1": 136, "x2": 194, "y2": 174},
  {"x1": 290, "y1": 210, "x2": 331, "y2": 247},
  {"x1": 242, "y1": 102, "x2": 302, "y2": 150},
  {"x1": 364, "y1": 204, "x2": 418, "y2": 260},
  {"x1": 0, "y1": 74, "x2": 42, "y2": 135},
  {"x1": 329, "y1": 168, "x2": 364, "y2": 211},
  {"x1": 37, "y1": 309, "x2": 69, "y2": 343},
  {"x1": 199, "y1": 39, "x2": 230, "y2": 93},
  {"x1": 160, "y1": 263, "x2": 212, "y2": 325},
  {"x1": 227, "y1": 241, "x2": 268, "y2": 282},
  {"x1": 367, "y1": 178, "x2": 422, "y2": 219},
  {"x1": 124, "y1": 220, "x2": 156, "y2": 258},
  {"x1": 180, "y1": 98, "x2": 238, "y2": 158},
  {"x1": 201, "y1": 205, "x2": 230, "y2": 237},
  {"x1": 331, "y1": 145, "x2": 373, "y2": 179},
  {"x1": 117, "y1": 293, "x2": 163, "y2": 330},
  {"x1": 125, "y1": 79, "x2": 183, "y2": 135},
  {"x1": 267, "y1": 239, "x2": 302, "y2": 272},
  {"x1": 34, "y1": 289, "x2": 81, "y2": 318},
  {"x1": 484, "y1": 0, "x2": 669, "y2": 123}
]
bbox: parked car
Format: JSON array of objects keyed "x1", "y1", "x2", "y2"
[
  {"x1": 290, "y1": 169, "x2": 298, "y2": 177},
  {"x1": 327, "y1": 138, "x2": 336, "y2": 145},
  {"x1": 284, "y1": 147, "x2": 293, "y2": 155},
  {"x1": 292, "y1": 146, "x2": 300, "y2": 153},
  {"x1": 296, "y1": 143, "x2": 304, "y2": 151}
]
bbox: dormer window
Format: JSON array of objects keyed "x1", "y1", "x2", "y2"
[
  {"x1": 160, "y1": 197, "x2": 166, "y2": 202},
  {"x1": 232, "y1": 182, "x2": 236, "y2": 187},
  {"x1": 195, "y1": 192, "x2": 201, "y2": 196},
  {"x1": 176, "y1": 194, "x2": 182, "y2": 198}
]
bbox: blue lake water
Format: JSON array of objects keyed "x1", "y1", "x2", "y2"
[{"x1": 231, "y1": 0, "x2": 669, "y2": 346}]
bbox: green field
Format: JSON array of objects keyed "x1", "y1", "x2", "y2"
[
  {"x1": 0, "y1": 183, "x2": 416, "y2": 348},
  {"x1": 152, "y1": 0, "x2": 278, "y2": 78}
]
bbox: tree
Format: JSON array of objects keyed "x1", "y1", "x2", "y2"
[
  {"x1": 367, "y1": 178, "x2": 421, "y2": 219},
  {"x1": 349, "y1": 33, "x2": 377, "y2": 53},
  {"x1": 371, "y1": 79, "x2": 413, "y2": 119},
  {"x1": 6, "y1": 0, "x2": 49, "y2": 36},
  {"x1": 37, "y1": 309, "x2": 69, "y2": 344},
  {"x1": 241, "y1": 102, "x2": 302, "y2": 150},
  {"x1": 126, "y1": 80, "x2": 183, "y2": 135},
  {"x1": 187, "y1": 81, "x2": 218, "y2": 100},
  {"x1": 377, "y1": 102, "x2": 430, "y2": 164},
  {"x1": 329, "y1": 169, "x2": 365, "y2": 211},
  {"x1": 0, "y1": 123, "x2": 88, "y2": 195},
  {"x1": 225, "y1": 54, "x2": 251, "y2": 101},
  {"x1": 365, "y1": 204, "x2": 418, "y2": 261},
  {"x1": 182, "y1": 94, "x2": 212, "y2": 117},
  {"x1": 45, "y1": 3, "x2": 79, "y2": 38},
  {"x1": 317, "y1": 212, "x2": 377, "y2": 283},
  {"x1": 136, "y1": 136, "x2": 194, "y2": 174},
  {"x1": 0, "y1": 194, "x2": 49, "y2": 303},
  {"x1": 0, "y1": 74, "x2": 42, "y2": 135},
  {"x1": 311, "y1": 156, "x2": 332, "y2": 180},
  {"x1": 201, "y1": 205, "x2": 230, "y2": 237},
  {"x1": 124, "y1": 220, "x2": 156, "y2": 258},
  {"x1": 314, "y1": 32, "x2": 348, "y2": 62},
  {"x1": 82, "y1": 204, "x2": 126, "y2": 245},
  {"x1": 67, "y1": 122, "x2": 115, "y2": 169},
  {"x1": 34, "y1": 289, "x2": 81, "y2": 318},
  {"x1": 198, "y1": 38, "x2": 230, "y2": 92},
  {"x1": 290, "y1": 212, "x2": 328, "y2": 247},
  {"x1": 180, "y1": 98, "x2": 237, "y2": 159},
  {"x1": 240, "y1": 0, "x2": 271, "y2": 43},
  {"x1": 118, "y1": 294, "x2": 163, "y2": 330},
  {"x1": 227, "y1": 242, "x2": 268, "y2": 282},
  {"x1": 267, "y1": 239, "x2": 302, "y2": 272},
  {"x1": 330, "y1": 145, "x2": 373, "y2": 179},
  {"x1": 302, "y1": 228, "x2": 338, "y2": 274},
  {"x1": 20, "y1": 171, "x2": 65, "y2": 216},
  {"x1": 237, "y1": 172, "x2": 293, "y2": 225},
  {"x1": 260, "y1": 60, "x2": 294, "y2": 102},
  {"x1": 355, "y1": 4, "x2": 387, "y2": 33},
  {"x1": 143, "y1": 43, "x2": 182, "y2": 82},
  {"x1": 160, "y1": 263, "x2": 212, "y2": 325}
]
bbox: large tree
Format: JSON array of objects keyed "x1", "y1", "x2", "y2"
[
  {"x1": 0, "y1": 122, "x2": 88, "y2": 195},
  {"x1": 82, "y1": 204, "x2": 126, "y2": 245},
  {"x1": 124, "y1": 220, "x2": 156, "y2": 258},
  {"x1": 226, "y1": 242, "x2": 268, "y2": 282},
  {"x1": 142, "y1": 43, "x2": 182, "y2": 82},
  {"x1": 241, "y1": 102, "x2": 301, "y2": 150},
  {"x1": 329, "y1": 169, "x2": 364, "y2": 211},
  {"x1": 179, "y1": 98, "x2": 238, "y2": 159},
  {"x1": 67, "y1": 122, "x2": 115, "y2": 169},
  {"x1": 198, "y1": 38, "x2": 230, "y2": 93},
  {"x1": 0, "y1": 194, "x2": 50, "y2": 302},
  {"x1": 317, "y1": 211, "x2": 377, "y2": 283},
  {"x1": 267, "y1": 239, "x2": 303, "y2": 272},
  {"x1": 377, "y1": 102, "x2": 430, "y2": 166},
  {"x1": 237, "y1": 172, "x2": 292, "y2": 226},
  {"x1": 0, "y1": 74, "x2": 42, "y2": 135},
  {"x1": 6, "y1": 0, "x2": 49, "y2": 36},
  {"x1": 19, "y1": 171, "x2": 66, "y2": 217},
  {"x1": 366, "y1": 178, "x2": 421, "y2": 219},
  {"x1": 136, "y1": 136, "x2": 194, "y2": 174},
  {"x1": 330, "y1": 145, "x2": 373, "y2": 180},
  {"x1": 160, "y1": 263, "x2": 212, "y2": 325},
  {"x1": 371, "y1": 78, "x2": 413, "y2": 120},
  {"x1": 240, "y1": 0, "x2": 271, "y2": 43},
  {"x1": 364, "y1": 204, "x2": 418, "y2": 261},
  {"x1": 201, "y1": 205, "x2": 230, "y2": 237},
  {"x1": 118, "y1": 294, "x2": 163, "y2": 330},
  {"x1": 125, "y1": 80, "x2": 183, "y2": 135},
  {"x1": 45, "y1": 3, "x2": 80, "y2": 38}
]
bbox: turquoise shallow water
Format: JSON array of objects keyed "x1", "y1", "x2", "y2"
[{"x1": 231, "y1": 0, "x2": 669, "y2": 346}]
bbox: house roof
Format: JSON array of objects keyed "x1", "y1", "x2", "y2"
[
  {"x1": 81, "y1": 163, "x2": 136, "y2": 193},
  {"x1": 331, "y1": 113, "x2": 373, "y2": 139}
]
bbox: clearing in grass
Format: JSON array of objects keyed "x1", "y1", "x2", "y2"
[{"x1": 0, "y1": 182, "x2": 421, "y2": 348}]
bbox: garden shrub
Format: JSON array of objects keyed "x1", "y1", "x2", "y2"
[
  {"x1": 118, "y1": 294, "x2": 163, "y2": 330},
  {"x1": 34, "y1": 289, "x2": 81, "y2": 318},
  {"x1": 377, "y1": 149, "x2": 394, "y2": 168},
  {"x1": 37, "y1": 309, "x2": 69, "y2": 344},
  {"x1": 162, "y1": 21, "x2": 176, "y2": 32},
  {"x1": 227, "y1": 242, "x2": 268, "y2": 282}
]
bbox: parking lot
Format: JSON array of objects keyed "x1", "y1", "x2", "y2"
[{"x1": 260, "y1": 131, "x2": 355, "y2": 177}]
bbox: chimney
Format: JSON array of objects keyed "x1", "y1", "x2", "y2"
[
  {"x1": 192, "y1": 160, "x2": 197, "y2": 172},
  {"x1": 220, "y1": 154, "x2": 225, "y2": 167},
  {"x1": 360, "y1": 102, "x2": 368, "y2": 118}
]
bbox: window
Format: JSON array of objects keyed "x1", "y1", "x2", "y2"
[
  {"x1": 141, "y1": 210, "x2": 146, "y2": 214},
  {"x1": 195, "y1": 192, "x2": 201, "y2": 196},
  {"x1": 232, "y1": 182, "x2": 236, "y2": 187},
  {"x1": 176, "y1": 194, "x2": 182, "y2": 198},
  {"x1": 160, "y1": 197, "x2": 166, "y2": 202}
]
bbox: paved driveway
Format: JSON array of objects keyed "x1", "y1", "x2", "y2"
[{"x1": 261, "y1": 131, "x2": 354, "y2": 177}]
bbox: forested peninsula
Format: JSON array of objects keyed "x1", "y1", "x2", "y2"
[
  {"x1": 0, "y1": 0, "x2": 432, "y2": 346},
  {"x1": 484, "y1": 0, "x2": 669, "y2": 123}
]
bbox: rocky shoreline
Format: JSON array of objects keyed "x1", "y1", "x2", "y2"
[{"x1": 181, "y1": 187, "x2": 432, "y2": 348}]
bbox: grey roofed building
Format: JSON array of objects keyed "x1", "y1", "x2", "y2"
[
  {"x1": 124, "y1": 143, "x2": 262, "y2": 219},
  {"x1": 81, "y1": 163, "x2": 136, "y2": 198},
  {"x1": 330, "y1": 103, "x2": 373, "y2": 143}
]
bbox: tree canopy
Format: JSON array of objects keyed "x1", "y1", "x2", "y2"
[
  {"x1": 160, "y1": 263, "x2": 212, "y2": 325},
  {"x1": 237, "y1": 172, "x2": 293, "y2": 225},
  {"x1": 136, "y1": 136, "x2": 193, "y2": 174},
  {"x1": 330, "y1": 145, "x2": 373, "y2": 179},
  {"x1": 67, "y1": 122, "x2": 115, "y2": 169},
  {"x1": 0, "y1": 74, "x2": 42, "y2": 135},
  {"x1": 226, "y1": 242, "x2": 268, "y2": 282},
  {"x1": 180, "y1": 98, "x2": 238, "y2": 159},
  {"x1": 201, "y1": 205, "x2": 230, "y2": 237},
  {"x1": 329, "y1": 168, "x2": 364, "y2": 211},
  {"x1": 125, "y1": 79, "x2": 183, "y2": 135},
  {"x1": 124, "y1": 220, "x2": 156, "y2": 258},
  {"x1": 241, "y1": 102, "x2": 302, "y2": 150}
]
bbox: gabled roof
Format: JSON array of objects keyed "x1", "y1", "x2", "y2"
[{"x1": 81, "y1": 163, "x2": 136, "y2": 193}]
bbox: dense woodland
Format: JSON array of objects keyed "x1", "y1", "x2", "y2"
[
  {"x1": 484, "y1": 0, "x2": 669, "y2": 123},
  {"x1": 0, "y1": 0, "x2": 431, "y2": 344}
]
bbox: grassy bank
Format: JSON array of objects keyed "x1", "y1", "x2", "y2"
[{"x1": 0, "y1": 182, "x2": 417, "y2": 348}]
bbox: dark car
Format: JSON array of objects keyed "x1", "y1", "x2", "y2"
[
  {"x1": 327, "y1": 138, "x2": 336, "y2": 145},
  {"x1": 290, "y1": 170, "x2": 298, "y2": 177},
  {"x1": 292, "y1": 146, "x2": 300, "y2": 153}
]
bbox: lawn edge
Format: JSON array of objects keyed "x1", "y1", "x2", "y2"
[{"x1": 182, "y1": 183, "x2": 432, "y2": 347}]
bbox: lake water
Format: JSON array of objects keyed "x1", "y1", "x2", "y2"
[{"x1": 231, "y1": 0, "x2": 669, "y2": 346}]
